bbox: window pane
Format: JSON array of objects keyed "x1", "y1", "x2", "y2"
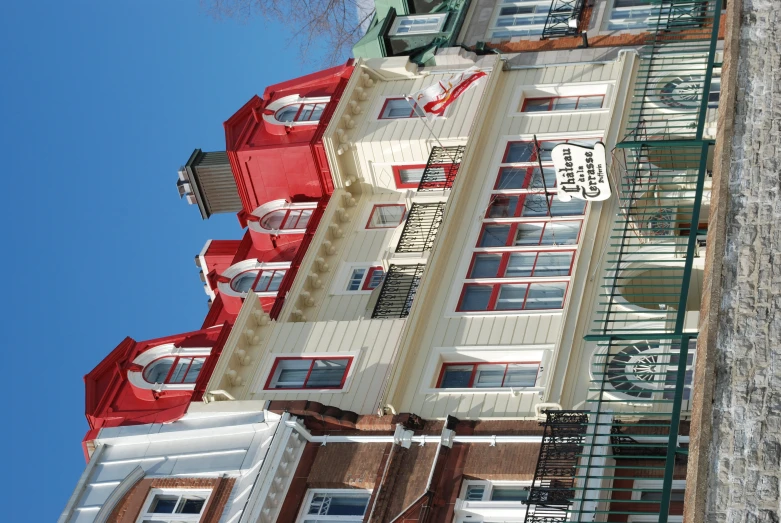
[
  {"x1": 543, "y1": 221, "x2": 580, "y2": 245},
  {"x1": 505, "y1": 253, "x2": 536, "y2": 277},
  {"x1": 260, "y1": 210, "x2": 286, "y2": 230},
  {"x1": 504, "y1": 142, "x2": 535, "y2": 163},
  {"x1": 149, "y1": 495, "x2": 178, "y2": 514},
  {"x1": 183, "y1": 358, "x2": 205, "y2": 384},
  {"x1": 496, "y1": 284, "x2": 528, "y2": 310},
  {"x1": 366, "y1": 268, "x2": 384, "y2": 289},
  {"x1": 470, "y1": 254, "x2": 502, "y2": 278},
  {"x1": 399, "y1": 167, "x2": 425, "y2": 184},
  {"x1": 143, "y1": 359, "x2": 173, "y2": 384},
  {"x1": 231, "y1": 271, "x2": 260, "y2": 293},
  {"x1": 495, "y1": 167, "x2": 527, "y2": 189},
  {"x1": 487, "y1": 195, "x2": 519, "y2": 218},
  {"x1": 527, "y1": 167, "x2": 557, "y2": 189},
  {"x1": 274, "y1": 359, "x2": 311, "y2": 388},
  {"x1": 550, "y1": 197, "x2": 586, "y2": 216},
  {"x1": 460, "y1": 286, "x2": 492, "y2": 311},
  {"x1": 315, "y1": 494, "x2": 370, "y2": 516},
  {"x1": 465, "y1": 484, "x2": 486, "y2": 500},
  {"x1": 551, "y1": 97, "x2": 578, "y2": 111},
  {"x1": 348, "y1": 268, "x2": 367, "y2": 291},
  {"x1": 524, "y1": 282, "x2": 566, "y2": 309},
  {"x1": 538, "y1": 141, "x2": 563, "y2": 161},
  {"x1": 514, "y1": 223, "x2": 545, "y2": 246},
  {"x1": 533, "y1": 252, "x2": 573, "y2": 276},
  {"x1": 491, "y1": 486, "x2": 529, "y2": 501},
  {"x1": 370, "y1": 205, "x2": 405, "y2": 227},
  {"x1": 523, "y1": 98, "x2": 551, "y2": 112},
  {"x1": 578, "y1": 95, "x2": 604, "y2": 109},
  {"x1": 169, "y1": 358, "x2": 191, "y2": 384},
  {"x1": 177, "y1": 497, "x2": 206, "y2": 514},
  {"x1": 474, "y1": 364, "x2": 506, "y2": 388},
  {"x1": 480, "y1": 225, "x2": 511, "y2": 247},
  {"x1": 276, "y1": 105, "x2": 299, "y2": 122},
  {"x1": 306, "y1": 359, "x2": 349, "y2": 388},
  {"x1": 268, "y1": 270, "x2": 285, "y2": 292},
  {"x1": 441, "y1": 365, "x2": 474, "y2": 388},
  {"x1": 254, "y1": 272, "x2": 272, "y2": 292},
  {"x1": 521, "y1": 194, "x2": 550, "y2": 217},
  {"x1": 504, "y1": 364, "x2": 539, "y2": 387}
]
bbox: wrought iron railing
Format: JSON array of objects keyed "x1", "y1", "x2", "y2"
[
  {"x1": 395, "y1": 203, "x2": 445, "y2": 253},
  {"x1": 541, "y1": 0, "x2": 587, "y2": 39},
  {"x1": 371, "y1": 264, "x2": 425, "y2": 319},
  {"x1": 417, "y1": 146, "x2": 464, "y2": 191},
  {"x1": 525, "y1": 411, "x2": 589, "y2": 523},
  {"x1": 568, "y1": 1, "x2": 721, "y2": 521}
]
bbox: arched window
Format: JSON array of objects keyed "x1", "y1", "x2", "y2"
[
  {"x1": 142, "y1": 356, "x2": 206, "y2": 385},
  {"x1": 230, "y1": 269, "x2": 286, "y2": 294},
  {"x1": 274, "y1": 102, "x2": 328, "y2": 123},
  {"x1": 260, "y1": 208, "x2": 313, "y2": 231},
  {"x1": 248, "y1": 200, "x2": 318, "y2": 235}
]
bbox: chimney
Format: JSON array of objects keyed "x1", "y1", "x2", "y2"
[{"x1": 177, "y1": 149, "x2": 242, "y2": 219}]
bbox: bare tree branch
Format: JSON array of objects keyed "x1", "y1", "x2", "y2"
[{"x1": 202, "y1": 0, "x2": 375, "y2": 66}]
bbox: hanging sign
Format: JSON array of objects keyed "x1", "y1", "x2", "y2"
[
  {"x1": 409, "y1": 67, "x2": 487, "y2": 121},
  {"x1": 550, "y1": 142, "x2": 611, "y2": 201}
]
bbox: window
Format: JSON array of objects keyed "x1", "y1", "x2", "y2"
[
  {"x1": 265, "y1": 357, "x2": 352, "y2": 390},
  {"x1": 380, "y1": 98, "x2": 425, "y2": 119},
  {"x1": 438, "y1": 362, "x2": 539, "y2": 388},
  {"x1": 389, "y1": 13, "x2": 447, "y2": 35},
  {"x1": 143, "y1": 356, "x2": 206, "y2": 385},
  {"x1": 468, "y1": 251, "x2": 575, "y2": 278},
  {"x1": 138, "y1": 489, "x2": 210, "y2": 523},
  {"x1": 298, "y1": 490, "x2": 371, "y2": 523},
  {"x1": 608, "y1": 0, "x2": 699, "y2": 31},
  {"x1": 392, "y1": 164, "x2": 457, "y2": 189},
  {"x1": 275, "y1": 102, "x2": 328, "y2": 123},
  {"x1": 230, "y1": 269, "x2": 286, "y2": 294},
  {"x1": 346, "y1": 266, "x2": 384, "y2": 291},
  {"x1": 522, "y1": 95, "x2": 605, "y2": 112},
  {"x1": 478, "y1": 221, "x2": 582, "y2": 247},
  {"x1": 489, "y1": 0, "x2": 555, "y2": 38},
  {"x1": 459, "y1": 282, "x2": 568, "y2": 311},
  {"x1": 260, "y1": 208, "x2": 313, "y2": 231},
  {"x1": 366, "y1": 204, "x2": 406, "y2": 228}
]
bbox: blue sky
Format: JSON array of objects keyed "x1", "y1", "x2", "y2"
[{"x1": 0, "y1": 2, "x2": 341, "y2": 520}]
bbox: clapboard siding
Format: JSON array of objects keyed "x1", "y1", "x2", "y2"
[
  {"x1": 247, "y1": 319, "x2": 404, "y2": 414},
  {"x1": 384, "y1": 61, "x2": 626, "y2": 419}
]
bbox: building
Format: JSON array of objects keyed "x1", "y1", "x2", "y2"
[{"x1": 63, "y1": 0, "x2": 725, "y2": 520}]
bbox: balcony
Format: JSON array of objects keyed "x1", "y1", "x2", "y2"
[
  {"x1": 371, "y1": 264, "x2": 425, "y2": 319},
  {"x1": 418, "y1": 145, "x2": 464, "y2": 191},
  {"x1": 541, "y1": 0, "x2": 586, "y2": 39},
  {"x1": 395, "y1": 203, "x2": 446, "y2": 254}
]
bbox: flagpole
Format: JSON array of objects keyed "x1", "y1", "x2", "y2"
[{"x1": 403, "y1": 95, "x2": 447, "y2": 150}]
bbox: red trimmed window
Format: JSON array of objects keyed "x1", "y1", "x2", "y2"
[
  {"x1": 438, "y1": 362, "x2": 540, "y2": 388},
  {"x1": 467, "y1": 251, "x2": 575, "y2": 279},
  {"x1": 521, "y1": 95, "x2": 604, "y2": 112},
  {"x1": 259, "y1": 208, "x2": 313, "y2": 230},
  {"x1": 458, "y1": 282, "x2": 569, "y2": 311},
  {"x1": 230, "y1": 269, "x2": 287, "y2": 293},
  {"x1": 485, "y1": 194, "x2": 586, "y2": 219},
  {"x1": 367, "y1": 204, "x2": 406, "y2": 228},
  {"x1": 143, "y1": 356, "x2": 206, "y2": 385},
  {"x1": 502, "y1": 138, "x2": 598, "y2": 164},
  {"x1": 275, "y1": 102, "x2": 328, "y2": 123},
  {"x1": 477, "y1": 221, "x2": 582, "y2": 248},
  {"x1": 347, "y1": 266, "x2": 385, "y2": 291},
  {"x1": 380, "y1": 98, "x2": 425, "y2": 119},
  {"x1": 265, "y1": 357, "x2": 352, "y2": 390},
  {"x1": 392, "y1": 164, "x2": 459, "y2": 189}
]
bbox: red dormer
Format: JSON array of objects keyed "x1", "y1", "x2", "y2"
[
  {"x1": 225, "y1": 62, "x2": 353, "y2": 216},
  {"x1": 83, "y1": 325, "x2": 231, "y2": 454}
]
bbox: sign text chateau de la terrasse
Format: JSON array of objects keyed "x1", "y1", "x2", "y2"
[{"x1": 551, "y1": 142, "x2": 611, "y2": 202}]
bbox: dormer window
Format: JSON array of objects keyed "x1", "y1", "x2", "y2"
[
  {"x1": 248, "y1": 199, "x2": 318, "y2": 235},
  {"x1": 143, "y1": 356, "x2": 206, "y2": 385},
  {"x1": 127, "y1": 344, "x2": 212, "y2": 392},
  {"x1": 263, "y1": 94, "x2": 331, "y2": 127},
  {"x1": 217, "y1": 259, "x2": 292, "y2": 298}
]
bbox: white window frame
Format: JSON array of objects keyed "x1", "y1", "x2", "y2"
[
  {"x1": 454, "y1": 480, "x2": 531, "y2": 522},
  {"x1": 332, "y1": 262, "x2": 386, "y2": 295},
  {"x1": 135, "y1": 488, "x2": 212, "y2": 523},
  {"x1": 216, "y1": 259, "x2": 291, "y2": 299},
  {"x1": 127, "y1": 344, "x2": 212, "y2": 392},
  {"x1": 630, "y1": 479, "x2": 686, "y2": 501},
  {"x1": 487, "y1": 0, "x2": 555, "y2": 40},
  {"x1": 295, "y1": 488, "x2": 372, "y2": 523},
  {"x1": 261, "y1": 94, "x2": 332, "y2": 127},
  {"x1": 389, "y1": 13, "x2": 448, "y2": 35}
]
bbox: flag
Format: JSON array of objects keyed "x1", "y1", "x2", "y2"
[{"x1": 409, "y1": 66, "x2": 488, "y2": 121}]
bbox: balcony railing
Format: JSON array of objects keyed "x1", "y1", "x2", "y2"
[
  {"x1": 417, "y1": 146, "x2": 464, "y2": 191},
  {"x1": 371, "y1": 264, "x2": 425, "y2": 319},
  {"x1": 525, "y1": 410, "x2": 589, "y2": 523},
  {"x1": 395, "y1": 203, "x2": 446, "y2": 253},
  {"x1": 541, "y1": 0, "x2": 586, "y2": 39}
]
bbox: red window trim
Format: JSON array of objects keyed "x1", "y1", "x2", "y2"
[
  {"x1": 366, "y1": 204, "x2": 407, "y2": 229},
  {"x1": 520, "y1": 95, "x2": 605, "y2": 113},
  {"x1": 456, "y1": 281, "x2": 570, "y2": 312},
  {"x1": 494, "y1": 166, "x2": 557, "y2": 190},
  {"x1": 477, "y1": 220, "x2": 584, "y2": 248},
  {"x1": 362, "y1": 266, "x2": 385, "y2": 291},
  {"x1": 263, "y1": 356, "x2": 353, "y2": 390},
  {"x1": 466, "y1": 250, "x2": 577, "y2": 280},
  {"x1": 501, "y1": 138, "x2": 600, "y2": 164},
  {"x1": 436, "y1": 362, "x2": 541, "y2": 388},
  {"x1": 143, "y1": 355, "x2": 207, "y2": 385},
  {"x1": 379, "y1": 97, "x2": 424, "y2": 119},
  {"x1": 485, "y1": 194, "x2": 587, "y2": 219},
  {"x1": 230, "y1": 269, "x2": 287, "y2": 293},
  {"x1": 392, "y1": 164, "x2": 426, "y2": 189}
]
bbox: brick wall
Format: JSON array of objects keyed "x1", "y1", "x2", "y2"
[
  {"x1": 462, "y1": 442, "x2": 540, "y2": 481},
  {"x1": 308, "y1": 443, "x2": 387, "y2": 489},
  {"x1": 106, "y1": 476, "x2": 235, "y2": 523}
]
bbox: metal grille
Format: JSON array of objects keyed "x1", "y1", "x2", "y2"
[
  {"x1": 525, "y1": 411, "x2": 589, "y2": 523},
  {"x1": 541, "y1": 0, "x2": 587, "y2": 39},
  {"x1": 395, "y1": 203, "x2": 446, "y2": 253},
  {"x1": 418, "y1": 146, "x2": 464, "y2": 191},
  {"x1": 371, "y1": 264, "x2": 425, "y2": 319}
]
